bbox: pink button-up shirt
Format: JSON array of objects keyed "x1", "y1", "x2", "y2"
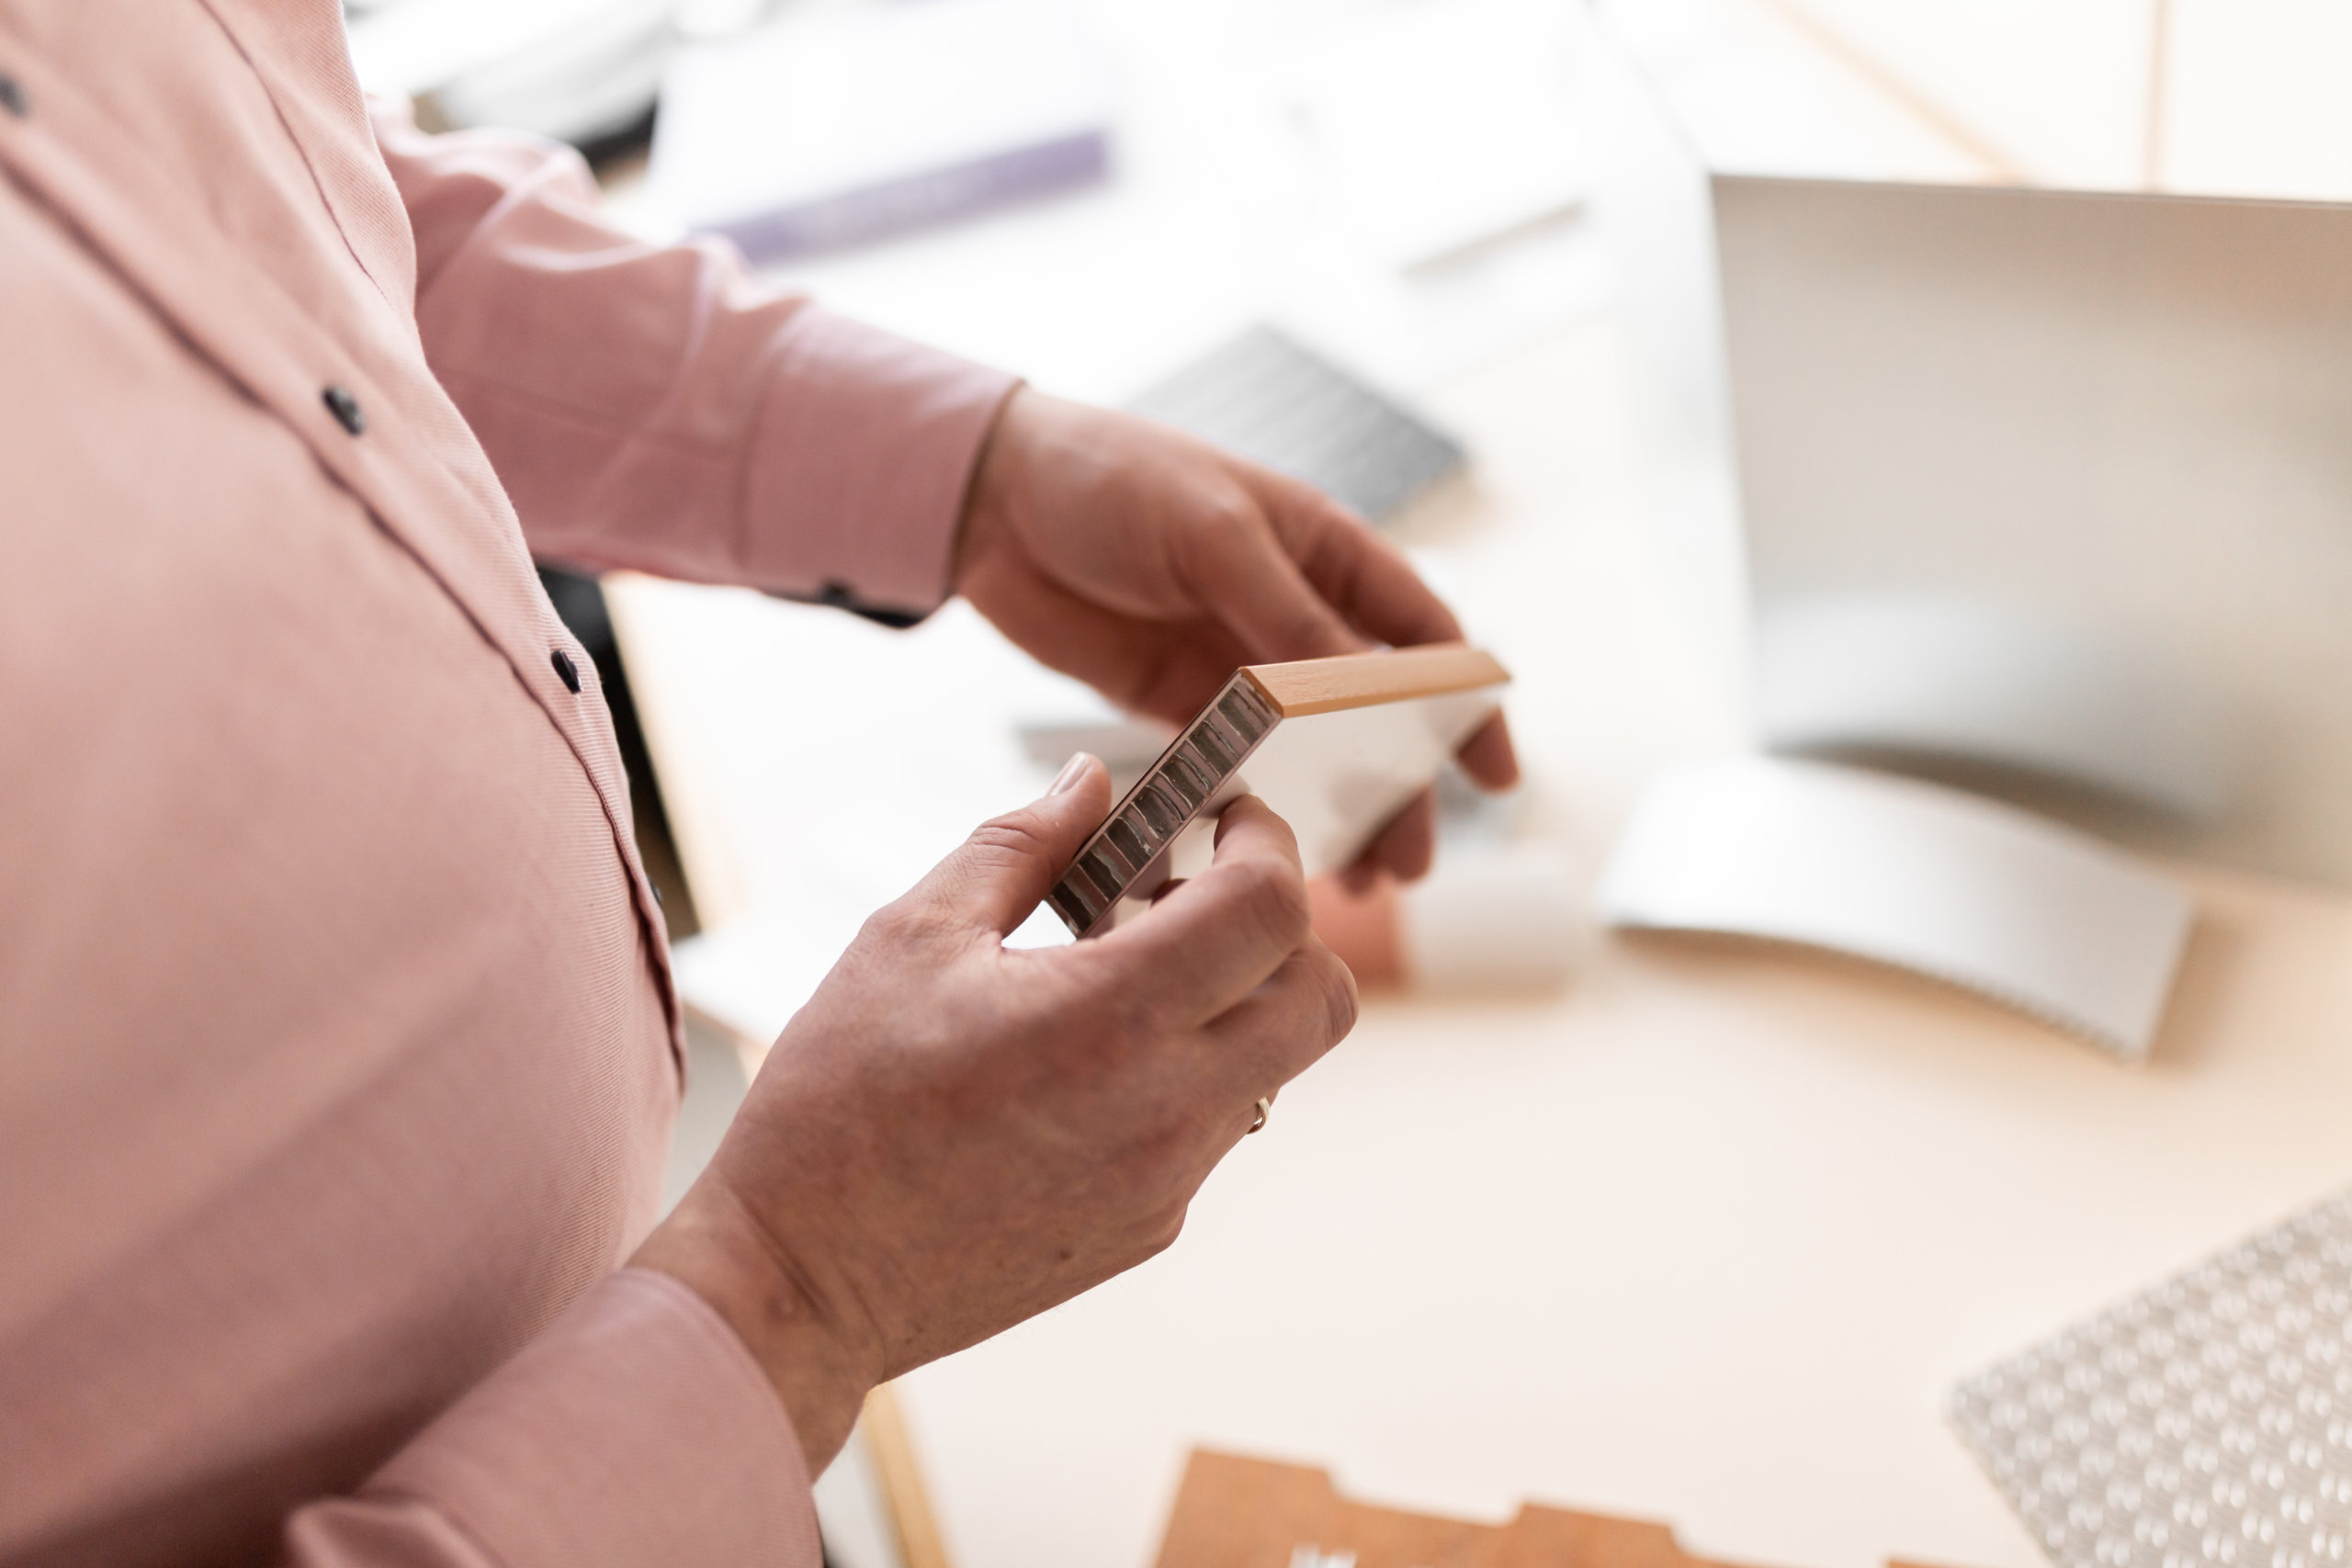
[{"x1": 0, "y1": 2, "x2": 1016, "y2": 1563}]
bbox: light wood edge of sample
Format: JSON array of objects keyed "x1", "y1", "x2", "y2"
[
  {"x1": 600, "y1": 571, "x2": 750, "y2": 930},
  {"x1": 1242, "y1": 643, "x2": 1511, "y2": 717},
  {"x1": 864, "y1": 1381, "x2": 954, "y2": 1568}
]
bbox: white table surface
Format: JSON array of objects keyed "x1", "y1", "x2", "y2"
[{"x1": 600, "y1": 5, "x2": 2352, "y2": 1565}]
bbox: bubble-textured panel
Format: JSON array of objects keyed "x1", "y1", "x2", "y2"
[{"x1": 1951, "y1": 1192, "x2": 2352, "y2": 1568}]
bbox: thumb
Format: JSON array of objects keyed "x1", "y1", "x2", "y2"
[{"x1": 922, "y1": 753, "x2": 1114, "y2": 936}]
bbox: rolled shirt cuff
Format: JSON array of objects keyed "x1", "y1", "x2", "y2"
[
  {"x1": 360, "y1": 1268, "x2": 821, "y2": 1568},
  {"x1": 742, "y1": 306, "x2": 1020, "y2": 623}
]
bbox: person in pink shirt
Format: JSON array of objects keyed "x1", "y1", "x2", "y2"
[{"x1": 0, "y1": 3, "x2": 1514, "y2": 1565}]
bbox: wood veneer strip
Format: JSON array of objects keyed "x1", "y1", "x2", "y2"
[{"x1": 1243, "y1": 643, "x2": 1510, "y2": 717}]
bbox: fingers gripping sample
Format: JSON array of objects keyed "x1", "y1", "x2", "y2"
[
  {"x1": 1048, "y1": 675, "x2": 1280, "y2": 933},
  {"x1": 1047, "y1": 646, "x2": 1510, "y2": 936}
]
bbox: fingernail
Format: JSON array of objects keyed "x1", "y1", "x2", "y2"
[{"x1": 1049, "y1": 753, "x2": 1095, "y2": 795}]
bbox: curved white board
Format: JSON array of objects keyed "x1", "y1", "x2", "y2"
[{"x1": 1598, "y1": 757, "x2": 2195, "y2": 1059}]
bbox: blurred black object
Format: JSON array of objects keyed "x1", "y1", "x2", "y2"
[
  {"x1": 537, "y1": 565, "x2": 701, "y2": 940},
  {"x1": 577, "y1": 104, "x2": 657, "y2": 175}
]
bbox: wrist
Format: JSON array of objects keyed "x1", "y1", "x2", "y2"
[
  {"x1": 959, "y1": 385, "x2": 1063, "y2": 594},
  {"x1": 631, "y1": 1179, "x2": 878, "y2": 1471},
  {"x1": 950, "y1": 384, "x2": 1038, "y2": 592}
]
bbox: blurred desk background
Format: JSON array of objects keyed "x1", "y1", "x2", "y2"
[{"x1": 522, "y1": 2, "x2": 2352, "y2": 1565}]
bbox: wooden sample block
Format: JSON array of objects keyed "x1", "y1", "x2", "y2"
[
  {"x1": 1049, "y1": 645, "x2": 1510, "y2": 936},
  {"x1": 1153, "y1": 1450, "x2": 1972, "y2": 1568}
]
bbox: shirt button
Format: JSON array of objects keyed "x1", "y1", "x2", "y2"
[
  {"x1": 322, "y1": 384, "x2": 366, "y2": 435},
  {"x1": 0, "y1": 74, "x2": 27, "y2": 118},
  {"x1": 551, "y1": 649, "x2": 582, "y2": 693}
]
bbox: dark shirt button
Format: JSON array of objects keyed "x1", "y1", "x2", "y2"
[
  {"x1": 322, "y1": 384, "x2": 366, "y2": 435},
  {"x1": 0, "y1": 74, "x2": 27, "y2": 118},
  {"x1": 551, "y1": 648, "x2": 582, "y2": 693}
]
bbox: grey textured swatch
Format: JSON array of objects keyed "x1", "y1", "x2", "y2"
[
  {"x1": 1951, "y1": 1190, "x2": 2352, "y2": 1568},
  {"x1": 1127, "y1": 326, "x2": 1464, "y2": 525}
]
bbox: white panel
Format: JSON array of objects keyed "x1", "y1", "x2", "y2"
[
  {"x1": 1157, "y1": 690, "x2": 1502, "y2": 887},
  {"x1": 1758, "y1": 593, "x2": 2231, "y2": 821},
  {"x1": 1598, "y1": 757, "x2": 2195, "y2": 1057},
  {"x1": 1715, "y1": 176, "x2": 2352, "y2": 886}
]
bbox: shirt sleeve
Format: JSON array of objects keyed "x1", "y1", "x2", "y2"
[
  {"x1": 372, "y1": 100, "x2": 1019, "y2": 623},
  {"x1": 282, "y1": 1269, "x2": 822, "y2": 1568}
]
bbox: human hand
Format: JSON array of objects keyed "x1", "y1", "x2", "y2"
[
  {"x1": 631, "y1": 754, "x2": 1356, "y2": 1470},
  {"x1": 955, "y1": 388, "x2": 1519, "y2": 885}
]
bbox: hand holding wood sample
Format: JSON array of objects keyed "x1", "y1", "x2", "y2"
[{"x1": 1049, "y1": 645, "x2": 1510, "y2": 936}]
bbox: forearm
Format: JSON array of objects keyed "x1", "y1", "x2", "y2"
[{"x1": 630, "y1": 1179, "x2": 878, "y2": 1476}]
